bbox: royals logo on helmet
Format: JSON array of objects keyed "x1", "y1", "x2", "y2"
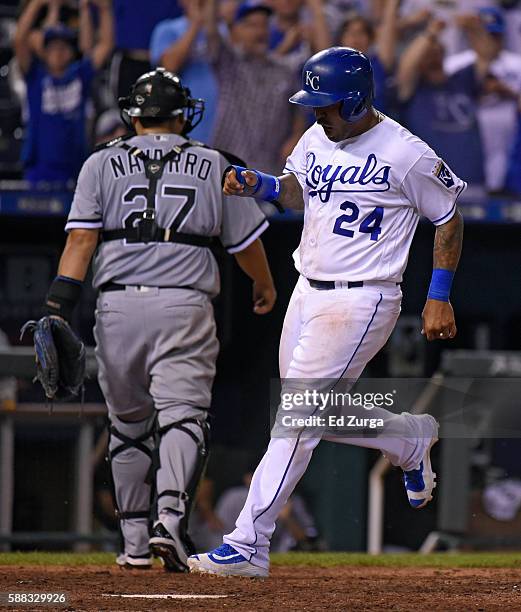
[{"x1": 305, "y1": 71, "x2": 320, "y2": 91}]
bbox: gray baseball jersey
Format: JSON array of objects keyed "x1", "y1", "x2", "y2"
[
  {"x1": 66, "y1": 132, "x2": 268, "y2": 561},
  {"x1": 65, "y1": 133, "x2": 268, "y2": 296}
]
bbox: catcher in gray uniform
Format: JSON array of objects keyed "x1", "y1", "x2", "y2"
[{"x1": 43, "y1": 68, "x2": 276, "y2": 570}]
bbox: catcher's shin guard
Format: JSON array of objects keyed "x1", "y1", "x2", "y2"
[
  {"x1": 107, "y1": 415, "x2": 156, "y2": 559},
  {"x1": 150, "y1": 417, "x2": 210, "y2": 571}
]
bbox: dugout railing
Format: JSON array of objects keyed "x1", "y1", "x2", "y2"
[{"x1": 0, "y1": 347, "x2": 114, "y2": 551}]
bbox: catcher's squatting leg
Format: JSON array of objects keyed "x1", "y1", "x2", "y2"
[{"x1": 108, "y1": 409, "x2": 210, "y2": 567}]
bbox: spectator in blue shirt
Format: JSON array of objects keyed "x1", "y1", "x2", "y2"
[
  {"x1": 111, "y1": 0, "x2": 182, "y2": 100},
  {"x1": 397, "y1": 18, "x2": 490, "y2": 186},
  {"x1": 149, "y1": 0, "x2": 218, "y2": 143},
  {"x1": 506, "y1": 109, "x2": 521, "y2": 194},
  {"x1": 14, "y1": 0, "x2": 114, "y2": 185},
  {"x1": 339, "y1": 0, "x2": 400, "y2": 116},
  {"x1": 268, "y1": 0, "x2": 331, "y2": 73},
  {"x1": 445, "y1": 9, "x2": 521, "y2": 193}
]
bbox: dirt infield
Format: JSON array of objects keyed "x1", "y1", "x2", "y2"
[{"x1": 1, "y1": 565, "x2": 521, "y2": 611}]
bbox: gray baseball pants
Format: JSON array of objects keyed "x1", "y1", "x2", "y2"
[{"x1": 94, "y1": 286, "x2": 218, "y2": 557}]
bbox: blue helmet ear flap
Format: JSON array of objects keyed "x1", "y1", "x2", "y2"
[{"x1": 339, "y1": 91, "x2": 371, "y2": 123}]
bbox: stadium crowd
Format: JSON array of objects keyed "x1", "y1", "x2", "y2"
[
  {"x1": 2, "y1": 0, "x2": 521, "y2": 556},
  {"x1": 1, "y1": 0, "x2": 521, "y2": 195}
]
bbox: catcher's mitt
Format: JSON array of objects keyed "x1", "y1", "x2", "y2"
[{"x1": 20, "y1": 316, "x2": 86, "y2": 400}]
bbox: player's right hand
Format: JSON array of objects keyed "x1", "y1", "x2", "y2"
[
  {"x1": 223, "y1": 168, "x2": 258, "y2": 196},
  {"x1": 253, "y1": 281, "x2": 276, "y2": 315}
]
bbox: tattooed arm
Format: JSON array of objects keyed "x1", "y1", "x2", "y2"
[
  {"x1": 277, "y1": 174, "x2": 305, "y2": 211},
  {"x1": 422, "y1": 209, "x2": 464, "y2": 341}
]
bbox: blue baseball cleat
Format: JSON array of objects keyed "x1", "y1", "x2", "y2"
[
  {"x1": 403, "y1": 436, "x2": 438, "y2": 509},
  {"x1": 187, "y1": 543, "x2": 268, "y2": 578}
]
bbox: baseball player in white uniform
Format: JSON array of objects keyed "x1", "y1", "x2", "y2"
[{"x1": 189, "y1": 47, "x2": 465, "y2": 577}]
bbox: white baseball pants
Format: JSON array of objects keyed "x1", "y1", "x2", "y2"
[{"x1": 224, "y1": 276, "x2": 437, "y2": 569}]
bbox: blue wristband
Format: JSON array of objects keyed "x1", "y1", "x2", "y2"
[
  {"x1": 232, "y1": 165, "x2": 280, "y2": 202},
  {"x1": 427, "y1": 269, "x2": 454, "y2": 302},
  {"x1": 251, "y1": 170, "x2": 280, "y2": 202}
]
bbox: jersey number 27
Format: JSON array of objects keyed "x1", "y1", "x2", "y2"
[
  {"x1": 333, "y1": 201, "x2": 383, "y2": 241},
  {"x1": 123, "y1": 185, "x2": 197, "y2": 235}
]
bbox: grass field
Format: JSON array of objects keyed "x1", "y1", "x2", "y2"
[
  {"x1": 1, "y1": 551, "x2": 521, "y2": 568},
  {"x1": 3, "y1": 552, "x2": 521, "y2": 609}
]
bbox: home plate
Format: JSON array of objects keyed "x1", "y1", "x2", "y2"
[{"x1": 103, "y1": 594, "x2": 229, "y2": 600}]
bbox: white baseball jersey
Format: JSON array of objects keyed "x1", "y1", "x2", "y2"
[
  {"x1": 222, "y1": 117, "x2": 450, "y2": 569},
  {"x1": 283, "y1": 116, "x2": 466, "y2": 283}
]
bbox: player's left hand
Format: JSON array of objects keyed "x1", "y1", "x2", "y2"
[
  {"x1": 253, "y1": 281, "x2": 276, "y2": 315},
  {"x1": 421, "y1": 299, "x2": 457, "y2": 341}
]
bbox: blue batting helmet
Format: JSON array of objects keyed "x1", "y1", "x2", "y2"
[{"x1": 289, "y1": 47, "x2": 374, "y2": 123}]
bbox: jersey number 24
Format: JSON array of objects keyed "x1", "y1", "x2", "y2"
[{"x1": 333, "y1": 201, "x2": 383, "y2": 241}]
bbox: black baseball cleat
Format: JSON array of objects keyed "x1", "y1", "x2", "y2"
[{"x1": 149, "y1": 522, "x2": 194, "y2": 573}]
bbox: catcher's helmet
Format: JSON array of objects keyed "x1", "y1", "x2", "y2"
[
  {"x1": 118, "y1": 68, "x2": 204, "y2": 135},
  {"x1": 289, "y1": 47, "x2": 374, "y2": 123}
]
